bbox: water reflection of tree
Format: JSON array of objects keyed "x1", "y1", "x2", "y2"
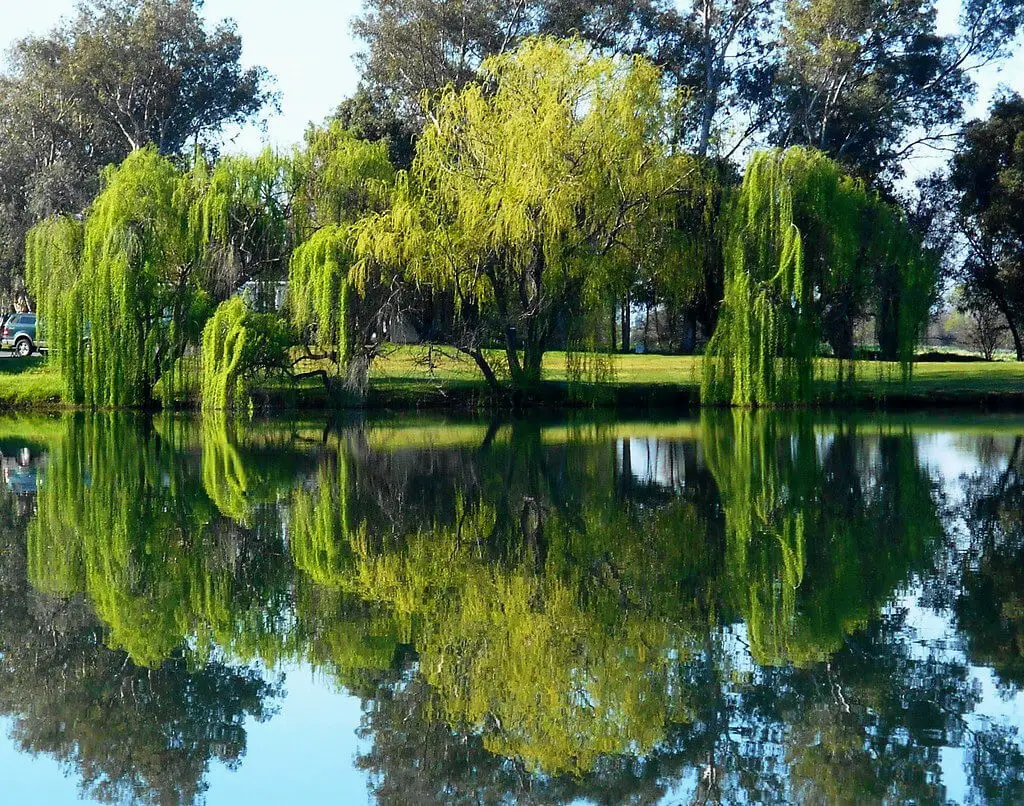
[
  {"x1": 289, "y1": 415, "x2": 976, "y2": 801},
  {"x1": 0, "y1": 480, "x2": 281, "y2": 805},
  {"x1": 28, "y1": 414, "x2": 299, "y2": 667},
  {"x1": 8, "y1": 413, "x2": 1024, "y2": 803},
  {"x1": 956, "y1": 434, "x2": 1024, "y2": 691}
]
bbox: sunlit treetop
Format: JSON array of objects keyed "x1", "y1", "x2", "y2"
[{"x1": 354, "y1": 36, "x2": 696, "y2": 388}]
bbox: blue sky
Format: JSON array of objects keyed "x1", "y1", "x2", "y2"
[
  {"x1": 3, "y1": 0, "x2": 367, "y2": 152},
  {"x1": 3, "y1": 0, "x2": 1022, "y2": 164}
]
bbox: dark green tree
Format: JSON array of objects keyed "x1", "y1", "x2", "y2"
[
  {"x1": 767, "y1": 0, "x2": 1024, "y2": 186},
  {"x1": 949, "y1": 93, "x2": 1024, "y2": 360}
]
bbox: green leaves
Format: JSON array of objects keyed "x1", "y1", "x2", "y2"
[
  {"x1": 355, "y1": 37, "x2": 693, "y2": 389},
  {"x1": 703, "y1": 147, "x2": 935, "y2": 406},
  {"x1": 26, "y1": 145, "x2": 299, "y2": 409},
  {"x1": 200, "y1": 297, "x2": 297, "y2": 412}
]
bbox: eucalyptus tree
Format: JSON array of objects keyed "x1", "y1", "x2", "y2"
[
  {"x1": 350, "y1": 0, "x2": 685, "y2": 128},
  {"x1": 949, "y1": 93, "x2": 1024, "y2": 360},
  {"x1": 767, "y1": 0, "x2": 1024, "y2": 186},
  {"x1": 674, "y1": 0, "x2": 777, "y2": 160},
  {"x1": 355, "y1": 37, "x2": 695, "y2": 392},
  {"x1": 0, "y1": 0, "x2": 274, "y2": 311},
  {"x1": 702, "y1": 147, "x2": 935, "y2": 407},
  {"x1": 51, "y1": 0, "x2": 274, "y2": 154}
]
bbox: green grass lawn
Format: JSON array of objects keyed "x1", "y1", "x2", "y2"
[
  {"x1": 2, "y1": 347, "x2": 1023, "y2": 409},
  {"x1": 367, "y1": 346, "x2": 1024, "y2": 402},
  {"x1": 0, "y1": 357, "x2": 63, "y2": 408}
]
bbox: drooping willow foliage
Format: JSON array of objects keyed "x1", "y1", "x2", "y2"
[
  {"x1": 288, "y1": 123, "x2": 396, "y2": 390},
  {"x1": 186, "y1": 149, "x2": 293, "y2": 298},
  {"x1": 28, "y1": 150, "x2": 198, "y2": 406},
  {"x1": 200, "y1": 296, "x2": 295, "y2": 411},
  {"x1": 24, "y1": 216, "x2": 85, "y2": 402},
  {"x1": 26, "y1": 147, "x2": 293, "y2": 408},
  {"x1": 702, "y1": 148, "x2": 936, "y2": 407},
  {"x1": 565, "y1": 292, "x2": 618, "y2": 403},
  {"x1": 872, "y1": 203, "x2": 938, "y2": 366},
  {"x1": 701, "y1": 411, "x2": 943, "y2": 666},
  {"x1": 353, "y1": 37, "x2": 691, "y2": 392},
  {"x1": 27, "y1": 414, "x2": 301, "y2": 667}
]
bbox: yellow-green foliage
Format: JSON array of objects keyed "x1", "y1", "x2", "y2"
[
  {"x1": 26, "y1": 148, "x2": 293, "y2": 409},
  {"x1": 24, "y1": 216, "x2": 85, "y2": 402},
  {"x1": 27, "y1": 415, "x2": 297, "y2": 667},
  {"x1": 200, "y1": 296, "x2": 295, "y2": 411},
  {"x1": 354, "y1": 37, "x2": 693, "y2": 387},
  {"x1": 202, "y1": 297, "x2": 250, "y2": 410},
  {"x1": 285, "y1": 440, "x2": 710, "y2": 776},
  {"x1": 703, "y1": 411, "x2": 812, "y2": 665},
  {"x1": 289, "y1": 123, "x2": 396, "y2": 371},
  {"x1": 290, "y1": 458, "x2": 353, "y2": 587},
  {"x1": 187, "y1": 149, "x2": 291, "y2": 268},
  {"x1": 200, "y1": 414, "x2": 291, "y2": 524},
  {"x1": 703, "y1": 147, "x2": 935, "y2": 407}
]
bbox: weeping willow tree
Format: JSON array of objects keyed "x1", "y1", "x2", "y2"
[
  {"x1": 354, "y1": 37, "x2": 694, "y2": 393},
  {"x1": 24, "y1": 217, "x2": 86, "y2": 402},
  {"x1": 288, "y1": 122, "x2": 396, "y2": 397},
  {"x1": 701, "y1": 411, "x2": 942, "y2": 666},
  {"x1": 702, "y1": 147, "x2": 936, "y2": 407},
  {"x1": 26, "y1": 148, "x2": 293, "y2": 408},
  {"x1": 872, "y1": 204, "x2": 938, "y2": 364},
  {"x1": 200, "y1": 296, "x2": 296, "y2": 411}
]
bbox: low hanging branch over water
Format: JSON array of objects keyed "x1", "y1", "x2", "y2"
[{"x1": 702, "y1": 147, "x2": 936, "y2": 408}]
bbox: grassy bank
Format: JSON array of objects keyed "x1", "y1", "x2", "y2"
[
  {"x1": 3, "y1": 348, "x2": 1023, "y2": 411},
  {"x1": 0, "y1": 357, "x2": 63, "y2": 409}
]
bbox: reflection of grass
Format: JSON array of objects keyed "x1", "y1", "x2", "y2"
[{"x1": 4, "y1": 348, "x2": 1024, "y2": 409}]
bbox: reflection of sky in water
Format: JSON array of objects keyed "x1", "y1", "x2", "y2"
[
  {"x1": 0, "y1": 668, "x2": 371, "y2": 805},
  {"x1": 0, "y1": 417, "x2": 1022, "y2": 803},
  {"x1": 622, "y1": 424, "x2": 1024, "y2": 805}
]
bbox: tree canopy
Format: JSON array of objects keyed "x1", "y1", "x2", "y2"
[
  {"x1": 702, "y1": 147, "x2": 935, "y2": 407},
  {"x1": 355, "y1": 37, "x2": 693, "y2": 391},
  {"x1": 949, "y1": 93, "x2": 1024, "y2": 360},
  {"x1": 0, "y1": 0, "x2": 274, "y2": 311}
]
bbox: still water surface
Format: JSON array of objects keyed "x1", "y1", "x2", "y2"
[{"x1": 0, "y1": 412, "x2": 1022, "y2": 804}]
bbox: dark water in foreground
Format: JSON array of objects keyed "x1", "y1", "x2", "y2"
[{"x1": 0, "y1": 412, "x2": 1022, "y2": 804}]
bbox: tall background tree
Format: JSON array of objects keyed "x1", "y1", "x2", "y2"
[
  {"x1": 0, "y1": 0, "x2": 274, "y2": 312},
  {"x1": 949, "y1": 93, "x2": 1024, "y2": 359},
  {"x1": 766, "y1": 0, "x2": 1024, "y2": 187}
]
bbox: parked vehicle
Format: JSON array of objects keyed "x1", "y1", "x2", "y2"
[{"x1": 1, "y1": 313, "x2": 46, "y2": 357}]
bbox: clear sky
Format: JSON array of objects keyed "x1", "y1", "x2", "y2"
[{"x1": 2, "y1": 0, "x2": 1022, "y2": 163}]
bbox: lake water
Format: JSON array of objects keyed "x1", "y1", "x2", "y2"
[{"x1": 0, "y1": 412, "x2": 1022, "y2": 804}]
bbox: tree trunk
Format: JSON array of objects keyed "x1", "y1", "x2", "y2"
[
  {"x1": 1008, "y1": 317, "x2": 1024, "y2": 361},
  {"x1": 992, "y1": 294, "x2": 1023, "y2": 360},
  {"x1": 467, "y1": 349, "x2": 500, "y2": 392},
  {"x1": 504, "y1": 325, "x2": 524, "y2": 384},
  {"x1": 621, "y1": 295, "x2": 631, "y2": 354}
]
